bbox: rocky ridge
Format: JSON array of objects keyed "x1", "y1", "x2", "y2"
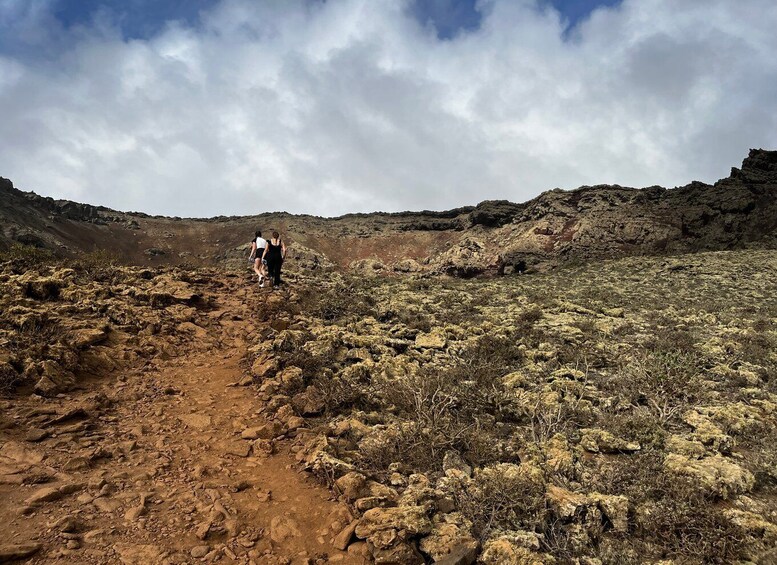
[{"x1": 2, "y1": 149, "x2": 776, "y2": 275}]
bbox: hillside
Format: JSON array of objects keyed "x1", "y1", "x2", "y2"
[
  {"x1": 2, "y1": 151, "x2": 777, "y2": 564},
  {"x1": 1, "y1": 249, "x2": 776, "y2": 564},
  {"x1": 2, "y1": 149, "x2": 776, "y2": 274}
]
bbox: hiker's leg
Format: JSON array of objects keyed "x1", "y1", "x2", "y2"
[
  {"x1": 253, "y1": 258, "x2": 263, "y2": 277},
  {"x1": 275, "y1": 259, "x2": 283, "y2": 286},
  {"x1": 267, "y1": 258, "x2": 277, "y2": 286}
]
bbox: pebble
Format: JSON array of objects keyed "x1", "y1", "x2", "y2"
[{"x1": 191, "y1": 545, "x2": 209, "y2": 558}]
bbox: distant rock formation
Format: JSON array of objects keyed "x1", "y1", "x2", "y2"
[{"x1": 2, "y1": 149, "x2": 776, "y2": 274}]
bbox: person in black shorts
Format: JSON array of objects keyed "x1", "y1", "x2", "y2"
[
  {"x1": 249, "y1": 230, "x2": 268, "y2": 286},
  {"x1": 261, "y1": 231, "x2": 286, "y2": 289}
]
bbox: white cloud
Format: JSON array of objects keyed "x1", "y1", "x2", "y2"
[{"x1": 0, "y1": 0, "x2": 775, "y2": 216}]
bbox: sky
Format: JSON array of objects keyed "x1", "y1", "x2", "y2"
[{"x1": 0, "y1": 0, "x2": 775, "y2": 217}]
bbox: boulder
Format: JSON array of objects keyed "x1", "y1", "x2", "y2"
[
  {"x1": 277, "y1": 366, "x2": 303, "y2": 392},
  {"x1": 442, "y1": 451, "x2": 472, "y2": 477},
  {"x1": 251, "y1": 355, "x2": 279, "y2": 380},
  {"x1": 270, "y1": 516, "x2": 301, "y2": 543},
  {"x1": 25, "y1": 486, "x2": 63, "y2": 505},
  {"x1": 336, "y1": 472, "x2": 367, "y2": 501},
  {"x1": 433, "y1": 543, "x2": 479, "y2": 565},
  {"x1": 22, "y1": 277, "x2": 62, "y2": 300},
  {"x1": 588, "y1": 493, "x2": 630, "y2": 533},
  {"x1": 333, "y1": 520, "x2": 359, "y2": 550},
  {"x1": 69, "y1": 327, "x2": 109, "y2": 349},
  {"x1": 291, "y1": 386, "x2": 325, "y2": 416}
]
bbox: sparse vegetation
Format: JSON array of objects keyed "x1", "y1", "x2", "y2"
[{"x1": 269, "y1": 249, "x2": 777, "y2": 563}]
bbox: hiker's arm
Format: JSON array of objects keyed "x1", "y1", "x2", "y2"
[
  {"x1": 249, "y1": 242, "x2": 256, "y2": 259},
  {"x1": 281, "y1": 241, "x2": 286, "y2": 260},
  {"x1": 261, "y1": 246, "x2": 268, "y2": 260}
]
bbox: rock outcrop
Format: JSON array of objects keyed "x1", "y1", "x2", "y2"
[{"x1": 2, "y1": 149, "x2": 776, "y2": 274}]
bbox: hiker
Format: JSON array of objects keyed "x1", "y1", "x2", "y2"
[
  {"x1": 249, "y1": 230, "x2": 268, "y2": 287},
  {"x1": 261, "y1": 231, "x2": 286, "y2": 289}
]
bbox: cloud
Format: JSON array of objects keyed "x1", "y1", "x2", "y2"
[{"x1": 0, "y1": 0, "x2": 775, "y2": 217}]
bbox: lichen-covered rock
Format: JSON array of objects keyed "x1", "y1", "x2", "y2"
[
  {"x1": 355, "y1": 506, "x2": 433, "y2": 540},
  {"x1": 480, "y1": 537, "x2": 554, "y2": 565},
  {"x1": 546, "y1": 485, "x2": 588, "y2": 520},
  {"x1": 588, "y1": 493, "x2": 630, "y2": 533},
  {"x1": 291, "y1": 386, "x2": 325, "y2": 416},
  {"x1": 663, "y1": 454, "x2": 755, "y2": 498},
  {"x1": 415, "y1": 329, "x2": 447, "y2": 349},
  {"x1": 579, "y1": 428, "x2": 640, "y2": 453},
  {"x1": 443, "y1": 451, "x2": 472, "y2": 477},
  {"x1": 251, "y1": 355, "x2": 279, "y2": 379},
  {"x1": 541, "y1": 434, "x2": 575, "y2": 477},
  {"x1": 724, "y1": 509, "x2": 777, "y2": 541},
  {"x1": 21, "y1": 276, "x2": 62, "y2": 300},
  {"x1": 296, "y1": 434, "x2": 355, "y2": 477},
  {"x1": 682, "y1": 410, "x2": 733, "y2": 451},
  {"x1": 336, "y1": 472, "x2": 367, "y2": 501},
  {"x1": 277, "y1": 365, "x2": 303, "y2": 392},
  {"x1": 418, "y1": 521, "x2": 477, "y2": 562},
  {"x1": 665, "y1": 435, "x2": 706, "y2": 458},
  {"x1": 370, "y1": 540, "x2": 425, "y2": 564}
]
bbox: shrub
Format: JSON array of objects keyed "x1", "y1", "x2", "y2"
[
  {"x1": 584, "y1": 453, "x2": 749, "y2": 563},
  {"x1": 71, "y1": 249, "x2": 122, "y2": 282},
  {"x1": 0, "y1": 243, "x2": 55, "y2": 269},
  {"x1": 455, "y1": 463, "x2": 546, "y2": 540},
  {"x1": 603, "y1": 349, "x2": 704, "y2": 425},
  {"x1": 296, "y1": 277, "x2": 376, "y2": 322}
]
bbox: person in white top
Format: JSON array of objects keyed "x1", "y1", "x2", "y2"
[{"x1": 248, "y1": 230, "x2": 268, "y2": 287}]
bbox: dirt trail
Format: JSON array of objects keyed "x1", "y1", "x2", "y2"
[{"x1": 0, "y1": 276, "x2": 366, "y2": 564}]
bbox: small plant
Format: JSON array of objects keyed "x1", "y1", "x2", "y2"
[
  {"x1": 71, "y1": 249, "x2": 122, "y2": 282},
  {"x1": 0, "y1": 243, "x2": 55, "y2": 269},
  {"x1": 455, "y1": 463, "x2": 546, "y2": 540},
  {"x1": 603, "y1": 349, "x2": 704, "y2": 425}
]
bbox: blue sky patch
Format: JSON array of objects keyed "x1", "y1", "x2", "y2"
[
  {"x1": 46, "y1": 0, "x2": 623, "y2": 42},
  {"x1": 410, "y1": 0, "x2": 623, "y2": 40},
  {"x1": 53, "y1": 0, "x2": 218, "y2": 39}
]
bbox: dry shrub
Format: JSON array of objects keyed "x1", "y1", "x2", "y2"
[
  {"x1": 364, "y1": 371, "x2": 478, "y2": 473},
  {"x1": 311, "y1": 368, "x2": 372, "y2": 415},
  {"x1": 436, "y1": 300, "x2": 483, "y2": 327},
  {"x1": 297, "y1": 278, "x2": 376, "y2": 322},
  {"x1": 395, "y1": 308, "x2": 432, "y2": 332},
  {"x1": 738, "y1": 425, "x2": 777, "y2": 488},
  {"x1": 603, "y1": 349, "x2": 704, "y2": 425},
  {"x1": 64, "y1": 249, "x2": 124, "y2": 284},
  {"x1": 0, "y1": 243, "x2": 55, "y2": 270},
  {"x1": 362, "y1": 334, "x2": 526, "y2": 474},
  {"x1": 455, "y1": 464, "x2": 546, "y2": 540},
  {"x1": 643, "y1": 323, "x2": 697, "y2": 354},
  {"x1": 735, "y1": 330, "x2": 776, "y2": 373},
  {"x1": 585, "y1": 453, "x2": 748, "y2": 563},
  {"x1": 517, "y1": 305, "x2": 544, "y2": 328},
  {"x1": 0, "y1": 362, "x2": 22, "y2": 394},
  {"x1": 599, "y1": 405, "x2": 667, "y2": 449}
]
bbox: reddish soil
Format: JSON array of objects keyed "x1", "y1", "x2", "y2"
[{"x1": 0, "y1": 279, "x2": 365, "y2": 565}]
